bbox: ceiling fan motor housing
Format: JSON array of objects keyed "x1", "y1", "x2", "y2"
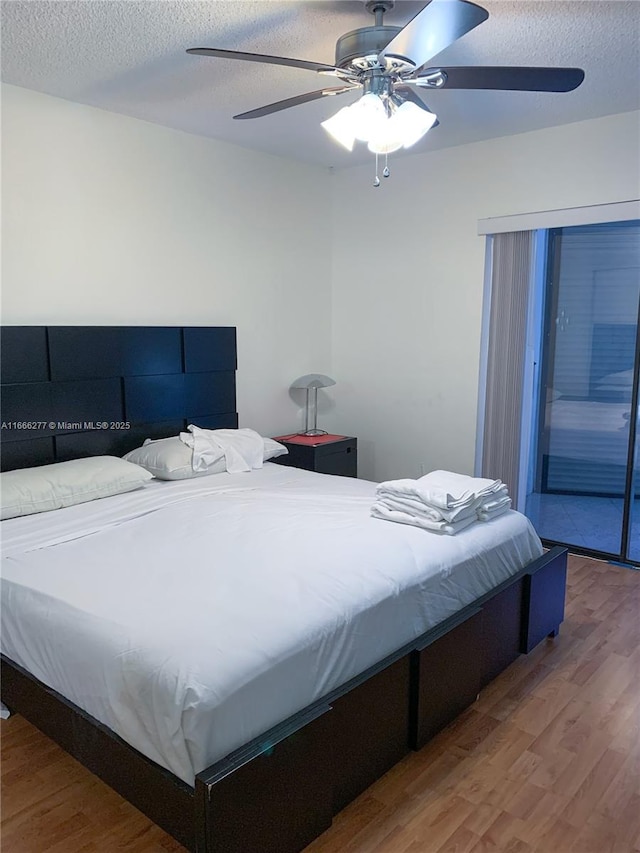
[{"x1": 335, "y1": 26, "x2": 402, "y2": 70}]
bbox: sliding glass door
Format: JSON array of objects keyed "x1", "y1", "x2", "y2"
[
  {"x1": 624, "y1": 388, "x2": 640, "y2": 563},
  {"x1": 526, "y1": 220, "x2": 640, "y2": 563}
]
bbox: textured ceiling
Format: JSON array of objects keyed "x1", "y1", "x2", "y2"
[{"x1": 1, "y1": 1, "x2": 639, "y2": 169}]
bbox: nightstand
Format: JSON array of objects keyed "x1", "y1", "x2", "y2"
[{"x1": 272, "y1": 434, "x2": 357, "y2": 477}]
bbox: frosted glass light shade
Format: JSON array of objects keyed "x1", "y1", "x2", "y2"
[
  {"x1": 367, "y1": 122, "x2": 405, "y2": 154},
  {"x1": 350, "y1": 93, "x2": 387, "y2": 142},
  {"x1": 321, "y1": 106, "x2": 356, "y2": 151},
  {"x1": 321, "y1": 95, "x2": 387, "y2": 151},
  {"x1": 368, "y1": 101, "x2": 437, "y2": 153},
  {"x1": 395, "y1": 101, "x2": 438, "y2": 148}
]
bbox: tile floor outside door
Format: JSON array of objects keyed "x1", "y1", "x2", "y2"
[{"x1": 525, "y1": 491, "x2": 640, "y2": 562}]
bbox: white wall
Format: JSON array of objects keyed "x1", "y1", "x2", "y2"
[
  {"x1": 3, "y1": 85, "x2": 638, "y2": 481},
  {"x1": 328, "y1": 111, "x2": 640, "y2": 481},
  {"x1": 1, "y1": 84, "x2": 334, "y2": 436}
]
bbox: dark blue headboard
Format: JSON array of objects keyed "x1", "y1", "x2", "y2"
[{"x1": 0, "y1": 326, "x2": 238, "y2": 471}]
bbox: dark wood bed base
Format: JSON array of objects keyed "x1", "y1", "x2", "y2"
[
  {"x1": 1, "y1": 546, "x2": 568, "y2": 853},
  {"x1": 0, "y1": 326, "x2": 568, "y2": 852}
]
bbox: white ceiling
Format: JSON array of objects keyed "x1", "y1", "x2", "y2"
[{"x1": 1, "y1": 1, "x2": 639, "y2": 169}]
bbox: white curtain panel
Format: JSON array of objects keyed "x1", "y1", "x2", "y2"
[{"x1": 481, "y1": 230, "x2": 534, "y2": 499}]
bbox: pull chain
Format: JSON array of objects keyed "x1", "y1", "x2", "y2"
[{"x1": 372, "y1": 153, "x2": 391, "y2": 186}]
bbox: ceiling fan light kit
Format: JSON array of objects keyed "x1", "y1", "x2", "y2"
[
  {"x1": 188, "y1": 0, "x2": 585, "y2": 186},
  {"x1": 321, "y1": 81, "x2": 438, "y2": 159}
]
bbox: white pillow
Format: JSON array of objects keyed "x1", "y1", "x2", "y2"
[
  {"x1": 0, "y1": 456, "x2": 153, "y2": 520},
  {"x1": 124, "y1": 437, "x2": 226, "y2": 481},
  {"x1": 123, "y1": 434, "x2": 288, "y2": 480},
  {"x1": 263, "y1": 437, "x2": 289, "y2": 461},
  {"x1": 597, "y1": 369, "x2": 633, "y2": 388}
]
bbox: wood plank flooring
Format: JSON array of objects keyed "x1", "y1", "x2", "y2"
[{"x1": 2, "y1": 555, "x2": 639, "y2": 853}]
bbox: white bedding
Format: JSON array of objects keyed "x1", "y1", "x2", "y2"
[
  {"x1": 546, "y1": 399, "x2": 631, "y2": 465},
  {"x1": 1, "y1": 464, "x2": 542, "y2": 786}
]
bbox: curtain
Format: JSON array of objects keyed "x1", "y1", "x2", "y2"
[{"x1": 481, "y1": 230, "x2": 534, "y2": 499}]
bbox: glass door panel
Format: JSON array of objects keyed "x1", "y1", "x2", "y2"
[
  {"x1": 526, "y1": 221, "x2": 640, "y2": 562},
  {"x1": 623, "y1": 360, "x2": 640, "y2": 563}
]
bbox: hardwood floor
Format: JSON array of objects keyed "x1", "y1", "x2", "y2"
[{"x1": 2, "y1": 555, "x2": 639, "y2": 853}]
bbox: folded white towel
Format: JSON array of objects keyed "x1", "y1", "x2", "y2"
[
  {"x1": 179, "y1": 426, "x2": 265, "y2": 474},
  {"x1": 478, "y1": 498, "x2": 512, "y2": 521},
  {"x1": 376, "y1": 480, "x2": 476, "y2": 511},
  {"x1": 420, "y1": 470, "x2": 506, "y2": 500},
  {"x1": 376, "y1": 494, "x2": 480, "y2": 524},
  {"x1": 371, "y1": 503, "x2": 477, "y2": 535},
  {"x1": 372, "y1": 470, "x2": 512, "y2": 533},
  {"x1": 478, "y1": 491, "x2": 511, "y2": 514},
  {"x1": 376, "y1": 470, "x2": 506, "y2": 512}
]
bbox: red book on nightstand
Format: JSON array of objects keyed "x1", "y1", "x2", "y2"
[{"x1": 274, "y1": 433, "x2": 347, "y2": 447}]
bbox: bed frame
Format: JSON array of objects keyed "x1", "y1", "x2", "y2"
[
  {"x1": 0, "y1": 326, "x2": 238, "y2": 470},
  {"x1": 0, "y1": 326, "x2": 568, "y2": 853}
]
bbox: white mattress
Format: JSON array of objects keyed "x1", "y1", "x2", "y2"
[{"x1": 1, "y1": 464, "x2": 542, "y2": 786}]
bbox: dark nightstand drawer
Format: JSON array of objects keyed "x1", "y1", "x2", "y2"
[{"x1": 272, "y1": 436, "x2": 357, "y2": 477}]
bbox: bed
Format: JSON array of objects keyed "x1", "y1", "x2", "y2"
[
  {"x1": 544, "y1": 397, "x2": 633, "y2": 494},
  {"x1": 0, "y1": 326, "x2": 568, "y2": 853},
  {"x1": 542, "y1": 322, "x2": 637, "y2": 496},
  {"x1": 543, "y1": 390, "x2": 635, "y2": 497}
]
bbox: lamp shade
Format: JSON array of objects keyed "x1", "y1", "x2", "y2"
[{"x1": 290, "y1": 374, "x2": 336, "y2": 390}]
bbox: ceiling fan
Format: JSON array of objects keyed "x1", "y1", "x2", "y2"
[{"x1": 187, "y1": 0, "x2": 584, "y2": 182}]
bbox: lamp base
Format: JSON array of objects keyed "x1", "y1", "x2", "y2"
[{"x1": 297, "y1": 429, "x2": 328, "y2": 437}]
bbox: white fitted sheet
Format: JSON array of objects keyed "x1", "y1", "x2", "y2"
[{"x1": 1, "y1": 464, "x2": 542, "y2": 786}]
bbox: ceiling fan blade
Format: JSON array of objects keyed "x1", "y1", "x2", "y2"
[
  {"x1": 234, "y1": 86, "x2": 358, "y2": 120},
  {"x1": 379, "y1": 0, "x2": 488, "y2": 70},
  {"x1": 394, "y1": 85, "x2": 440, "y2": 127},
  {"x1": 187, "y1": 47, "x2": 340, "y2": 75},
  {"x1": 416, "y1": 65, "x2": 585, "y2": 92}
]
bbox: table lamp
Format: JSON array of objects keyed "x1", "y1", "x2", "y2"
[{"x1": 290, "y1": 374, "x2": 336, "y2": 436}]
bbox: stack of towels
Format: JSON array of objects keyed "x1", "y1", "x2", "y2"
[{"x1": 371, "y1": 469, "x2": 512, "y2": 535}]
